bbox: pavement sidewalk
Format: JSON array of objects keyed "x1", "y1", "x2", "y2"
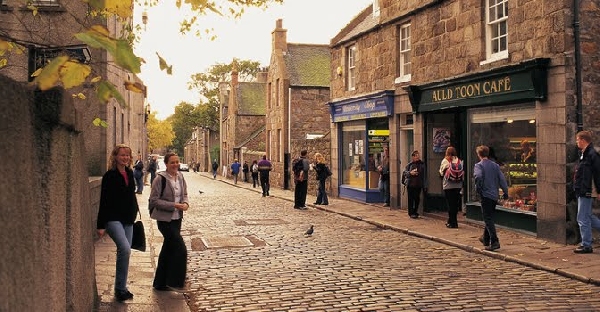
[{"x1": 94, "y1": 172, "x2": 600, "y2": 311}]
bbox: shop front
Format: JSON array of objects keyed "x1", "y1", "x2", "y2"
[
  {"x1": 407, "y1": 58, "x2": 550, "y2": 234},
  {"x1": 330, "y1": 90, "x2": 394, "y2": 203}
]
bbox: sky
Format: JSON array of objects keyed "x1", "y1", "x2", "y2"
[{"x1": 134, "y1": 0, "x2": 373, "y2": 120}]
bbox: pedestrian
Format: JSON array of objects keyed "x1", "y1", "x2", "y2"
[
  {"x1": 243, "y1": 160, "x2": 250, "y2": 182},
  {"x1": 439, "y1": 146, "x2": 463, "y2": 228},
  {"x1": 474, "y1": 145, "x2": 509, "y2": 252},
  {"x1": 230, "y1": 159, "x2": 241, "y2": 184},
  {"x1": 257, "y1": 155, "x2": 272, "y2": 196},
  {"x1": 212, "y1": 159, "x2": 218, "y2": 179},
  {"x1": 251, "y1": 160, "x2": 259, "y2": 188},
  {"x1": 148, "y1": 155, "x2": 158, "y2": 186},
  {"x1": 96, "y1": 144, "x2": 139, "y2": 301},
  {"x1": 313, "y1": 152, "x2": 331, "y2": 205},
  {"x1": 149, "y1": 152, "x2": 190, "y2": 291},
  {"x1": 573, "y1": 130, "x2": 600, "y2": 254},
  {"x1": 378, "y1": 146, "x2": 390, "y2": 207},
  {"x1": 293, "y1": 150, "x2": 310, "y2": 209},
  {"x1": 402, "y1": 150, "x2": 427, "y2": 219},
  {"x1": 133, "y1": 154, "x2": 144, "y2": 194}
]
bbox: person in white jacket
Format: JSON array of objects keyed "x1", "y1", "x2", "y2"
[{"x1": 439, "y1": 146, "x2": 463, "y2": 228}]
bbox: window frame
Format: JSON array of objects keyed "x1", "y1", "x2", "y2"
[
  {"x1": 396, "y1": 23, "x2": 412, "y2": 83},
  {"x1": 482, "y1": 0, "x2": 508, "y2": 64},
  {"x1": 347, "y1": 45, "x2": 356, "y2": 91}
]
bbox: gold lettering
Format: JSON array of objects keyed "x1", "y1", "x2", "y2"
[
  {"x1": 504, "y1": 76, "x2": 511, "y2": 91},
  {"x1": 483, "y1": 81, "x2": 491, "y2": 94}
]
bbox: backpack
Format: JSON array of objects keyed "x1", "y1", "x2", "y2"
[
  {"x1": 292, "y1": 158, "x2": 305, "y2": 182},
  {"x1": 252, "y1": 164, "x2": 258, "y2": 173},
  {"x1": 444, "y1": 159, "x2": 464, "y2": 182},
  {"x1": 149, "y1": 175, "x2": 167, "y2": 215}
]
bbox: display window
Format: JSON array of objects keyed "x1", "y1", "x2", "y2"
[
  {"x1": 341, "y1": 118, "x2": 389, "y2": 189},
  {"x1": 467, "y1": 104, "x2": 537, "y2": 213}
]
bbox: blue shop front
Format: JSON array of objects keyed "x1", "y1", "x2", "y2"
[{"x1": 329, "y1": 90, "x2": 394, "y2": 203}]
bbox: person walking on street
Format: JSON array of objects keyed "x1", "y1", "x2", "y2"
[
  {"x1": 403, "y1": 150, "x2": 427, "y2": 218},
  {"x1": 149, "y1": 152, "x2": 190, "y2": 291},
  {"x1": 231, "y1": 159, "x2": 241, "y2": 184},
  {"x1": 251, "y1": 160, "x2": 259, "y2": 188},
  {"x1": 313, "y1": 152, "x2": 331, "y2": 205},
  {"x1": 439, "y1": 146, "x2": 463, "y2": 228},
  {"x1": 243, "y1": 161, "x2": 250, "y2": 183},
  {"x1": 573, "y1": 130, "x2": 600, "y2": 254},
  {"x1": 96, "y1": 144, "x2": 139, "y2": 301},
  {"x1": 133, "y1": 154, "x2": 144, "y2": 194},
  {"x1": 212, "y1": 159, "x2": 218, "y2": 179},
  {"x1": 378, "y1": 146, "x2": 390, "y2": 207},
  {"x1": 474, "y1": 145, "x2": 509, "y2": 252},
  {"x1": 257, "y1": 155, "x2": 272, "y2": 196},
  {"x1": 293, "y1": 150, "x2": 310, "y2": 209},
  {"x1": 148, "y1": 155, "x2": 158, "y2": 186}
]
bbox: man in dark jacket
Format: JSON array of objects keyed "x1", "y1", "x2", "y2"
[
  {"x1": 403, "y1": 150, "x2": 427, "y2": 218},
  {"x1": 257, "y1": 155, "x2": 272, "y2": 197},
  {"x1": 573, "y1": 130, "x2": 600, "y2": 253},
  {"x1": 293, "y1": 150, "x2": 310, "y2": 209}
]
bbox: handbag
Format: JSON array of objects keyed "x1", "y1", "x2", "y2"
[{"x1": 131, "y1": 210, "x2": 146, "y2": 252}]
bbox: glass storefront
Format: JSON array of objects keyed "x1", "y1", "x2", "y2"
[
  {"x1": 341, "y1": 118, "x2": 389, "y2": 190},
  {"x1": 467, "y1": 104, "x2": 537, "y2": 213}
]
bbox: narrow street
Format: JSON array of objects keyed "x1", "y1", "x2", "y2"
[{"x1": 179, "y1": 173, "x2": 600, "y2": 311}]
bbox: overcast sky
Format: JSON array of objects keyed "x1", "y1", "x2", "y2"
[{"x1": 134, "y1": 0, "x2": 373, "y2": 119}]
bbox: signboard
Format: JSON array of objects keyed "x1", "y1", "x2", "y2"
[{"x1": 330, "y1": 90, "x2": 394, "y2": 122}]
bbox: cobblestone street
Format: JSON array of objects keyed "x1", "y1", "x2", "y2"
[{"x1": 177, "y1": 173, "x2": 600, "y2": 311}]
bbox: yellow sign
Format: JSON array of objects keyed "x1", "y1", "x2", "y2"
[{"x1": 368, "y1": 130, "x2": 390, "y2": 136}]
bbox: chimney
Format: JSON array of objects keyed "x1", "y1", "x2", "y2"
[
  {"x1": 231, "y1": 59, "x2": 239, "y2": 87},
  {"x1": 272, "y1": 19, "x2": 287, "y2": 53},
  {"x1": 256, "y1": 72, "x2": 268, "y2": 83}
]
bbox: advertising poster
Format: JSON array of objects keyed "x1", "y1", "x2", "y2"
[{"x1": 433, "y1": 128, "x2": 451, "y2": 153}]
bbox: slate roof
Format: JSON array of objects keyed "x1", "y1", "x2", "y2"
[
  {"x1": 284, "y1": 44, "x2": 330, "y2": 88},
  {"x1": 331, "y1": 5, "x2": 378, "y2": 47},
  {"x1": 236, "y1": 82, "x2": 266, "y2": 115}
]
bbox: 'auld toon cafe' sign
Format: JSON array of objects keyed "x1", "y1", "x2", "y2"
[{"x1": 407, "y1": 58, "x2": 549, "y2": 112}]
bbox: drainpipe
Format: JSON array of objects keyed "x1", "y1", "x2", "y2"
[{"x1": 574, "y1": 0, "x2": 583, "y2": 132}]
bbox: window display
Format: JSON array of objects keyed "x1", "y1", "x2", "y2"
[{"x1": 468, "y1": 105, "x2": 537, "y2": 213}]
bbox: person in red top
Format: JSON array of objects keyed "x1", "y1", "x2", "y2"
[{"x1": 96, "y1": 144, "x2": 139, "y2": 301}]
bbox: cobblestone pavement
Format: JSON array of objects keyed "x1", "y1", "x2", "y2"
[{"x1": 180, "y1": 173, "x2": 600, "y2": 312}]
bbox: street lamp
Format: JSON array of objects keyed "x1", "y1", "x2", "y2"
[{"x1": 142, "y1": 11, "x2": 148, "y2": 30}]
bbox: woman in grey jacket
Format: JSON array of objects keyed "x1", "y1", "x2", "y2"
[{"x1": 149, "y1": 153, "x2": 190, "y2": 290}]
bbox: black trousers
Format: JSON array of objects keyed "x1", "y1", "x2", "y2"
[
  {"x1": 260, "y1": 174, "x2": 270, "y2": 195},
  {"x1": 316, "y1": 178, "x2": 329, "y2": 204},
  {"x1": 407, "y1": 187, "x2": 422, "y2": 216},
  {"x1": 294, "y1": 179, "x2": 308, "y2": 207},
  {"x1": 444, "y1": 188, "x2": 462, "y2": 226},
  {"x1": 252, "y1": 173, "x2": 259, "y2": 188},
  {"x1": 154, "y1": 219, "x2": 187, "y2": 288}
]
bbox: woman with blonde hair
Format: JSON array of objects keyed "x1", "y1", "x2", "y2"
[
  {"x1": 96, "y1": 144, "x2": 139, "y2": 301},
  {"x1": 313, "y1": 152, "x2": 331, "y2": 205}
]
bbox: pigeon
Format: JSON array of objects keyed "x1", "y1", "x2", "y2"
[
  {"x1": 304, "y1": 225, "x2": 314, "y2": 237},
  {"x1": 198, "y1": 190, "x2": 204, "y2": 194}
]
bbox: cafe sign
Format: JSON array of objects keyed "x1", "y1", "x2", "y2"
[{"x1": 407, "y1": 58, "x2": 549, "y2": 112}]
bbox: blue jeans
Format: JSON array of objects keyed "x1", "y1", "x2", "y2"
[
  {"x1": 481, "y1": 197, "x2": 499, "y2": 244},
  {"x1": 380, "y1": 179, "x2": 390, "y2": 204},
  {"x1": 576, "y1": 196, "x2": 600, "y2": 247},
  {"x1": 134, "y1": 170, "x2": 143, "y2": 193},
  {"x1": 105, "y1": 221, "x2": 133, "y2": 292},
  {"x1": 316, "y1": 178, "x2": 328, "y2": 204}
]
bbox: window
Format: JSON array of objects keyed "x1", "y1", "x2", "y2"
[
  {"x1": 467, "y1": 105, "x2": 537, "y2": 213},
  {"x1": 372, "y1": 0, "x2": 380, "y2": 17},
  {"x1": 398, "y1": 23, "x2": 411, "y2": 81},
  {"x1": 484, "y1": 0, "x2": 508, "y2": 63},
  {"x1": 32, "y1": 0, "x2": 59, "y2": 6},
  {"x1": 347, "y1": 45, "x2": 356, "y2": 91}
]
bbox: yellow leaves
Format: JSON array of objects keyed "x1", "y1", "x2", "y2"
[
  {"x1": 86, "y1": 0, "x2": 133, "y2": 19},
  {"x1": 97, "y1": 81, "x2": 127, "y2": 107},
  {"x1": 124, "y1": 81, "x2": 145, "y2": 93},
  {"x1": 72, "y1": 93, "x2": 87, "y2": 100},
  {"x1": 156, "y1": 53, "x2": 173, "y2": 75},
  {"x1": 75, "y1": 25, "x2": 141, "y2": 74},
  {"x1": 93, "y1": 117, "x2": 109, "y2": 128},
  {"x1": 31, "y1": 56, "x2": 92, "y2": 90}
]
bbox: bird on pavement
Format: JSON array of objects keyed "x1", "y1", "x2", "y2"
[
  {"x1": 198, "y1": 190, "x2": 204, "y2": 194},
  {"x1": 304, "y1": 225, "x2": 314, "y2": 237}
]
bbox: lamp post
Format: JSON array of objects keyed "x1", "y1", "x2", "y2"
[{"x1": 142, "y1": 11, "x2": 148, "y2": 31}]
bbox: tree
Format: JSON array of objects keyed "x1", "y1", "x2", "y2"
[
  {"x1": 188, "y1": 58, "x2": 263, "y2": 129},
  {"x1": 168, "y1": 101, "x2": 202, "y2": 154},
  {"x1": 147, "y1": 111, "x2": 175, "y2": 152},
  {"x1": 0, "y1": 0, "x2": 283, "y2": 111}
]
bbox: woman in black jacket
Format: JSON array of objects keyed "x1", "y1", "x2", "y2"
[{"x1": 96, "y1": 144, "x2": 139, "y2": 301}]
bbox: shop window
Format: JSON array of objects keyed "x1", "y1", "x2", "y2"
[
  {"x1": 341, "y1": 121, "x2": 366, "y2": 188},
  {"x1": 467, "y1": 105, "x2": 537, "y2": 213}
]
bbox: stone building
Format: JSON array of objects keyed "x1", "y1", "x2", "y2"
[
  {"x1": 184, "y1": 126, "x2": 219, "y2": 172},
  {"x1": 0, "y1": 0, "x2": 147, "y2": 176},
  {"x1": 219, "y1": 66, "x2": 267, "y2": 176},
  {"x1": 266, "y1": 19, "x2": 332, "y2": 191},
  {"x1": 329, "y1": 0, "x2": 600, "y2": 244}
]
